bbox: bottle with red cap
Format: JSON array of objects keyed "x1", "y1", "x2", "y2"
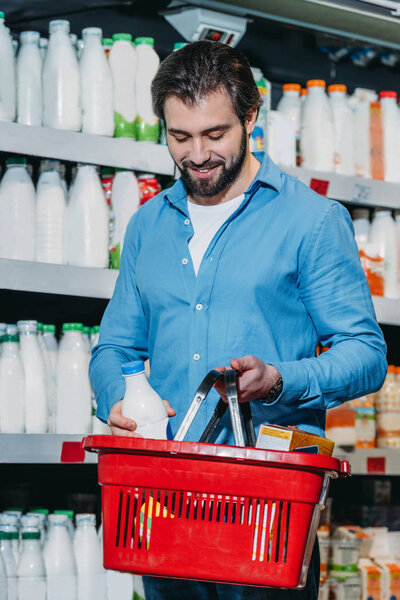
[
  {"x1": 379, "y1": 90, "x2": 400, "y2": 183},
  {"x1": 301, "y1": 79, "x2": 334, "y2": 172},
  {"x1": 328, "y1": 84, "x2": 355, "y2": 176}
]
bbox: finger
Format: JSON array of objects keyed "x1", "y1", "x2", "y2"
[
  {"x1": 213, "y1": 366, "x2": 228, "y2": 373},
  {"x1": 163, "y1": 400, "x2": 176, "y2": 417},
  {"x1": 230, "y1": 355, "x2": 256, "y2": 372},
  {"x1": 109, "y1": 425, "x2": 143, "y2": 438},
  {"x1": 109, "y1": 401, "x2": 137, "y2": 432}
]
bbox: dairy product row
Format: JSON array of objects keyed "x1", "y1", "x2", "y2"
[
  {"x1": 352, "y1": 208, "x2": 400, "y2": 299},
  {"x1": 0, "y1": 156, "x2": 162, "y2": 269},
  {"x1": 317, "y1": 523, "x2": 400, "y2": 600},
  {"x1": 0, "y1": 11, "x2": 162, "y2": 141},
  {"x1": 0, "y1": 320, "x2": 109, "y2": 435},
  {"x1": 273, "y1": 81, "x2": 400, "y2": 183},
  {"x1": 325, "y1": 365, "x2": 400, "y2": 450},
  {"x1": 0, "y1": 508, "x2": 142, "y2": 600}
]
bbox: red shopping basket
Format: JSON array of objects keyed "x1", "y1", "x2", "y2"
[{"x1": 84, "y1": 369, "x2": 350, "y2": 589}]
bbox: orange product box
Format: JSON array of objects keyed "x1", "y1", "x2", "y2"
[{"x1": 256, "y1": 424, "x2": 335, "y2": 456}]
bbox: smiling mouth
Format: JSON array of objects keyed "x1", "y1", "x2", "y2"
[{"x1": 190, "y1": 165, "x2": 221, "y2": 179}]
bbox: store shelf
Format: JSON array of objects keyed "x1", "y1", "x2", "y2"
[
  {"x1": 0, "y1": 434, "x2": 97, "y2": 464},
  {"x1": 373, "y1": 296, "x2": 400, "y2": 327},
  {"x1": 281, "y1": 165, "x2": 400, "y2": 210},
  {"x1": 334, "y1": 447, "x2": 400, "y2": 475},
  {"x1": 0, "y1": 121, "x2": 175, "y2": 175},
  {"x1": 0, "y1": 259, "x2": 118, "y2": 299}
]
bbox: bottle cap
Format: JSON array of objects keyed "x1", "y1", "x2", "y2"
[
  {"x1": 135, "y1": 37, "x2": 154, "y2": 46},
  {"x1": 379, "y1": 90, "x2": 397, "y2": 99},
  {"x1": 282, "y1": 83, "x2": 301, "y2": 92},
  {"x1": 75, "y1": 513, "x2": 96, "y2": 526},
  {"x1": 48, "y1": 514, "x2": 68, "y2": 525},
  {"x1": 22, "y1": 530, "x2": 41, "y2": 540},
  {"x1": 43, "y1": 324, "x2": 56, "y2": 333},
  {"x1": 300, "y1": 88, "x2": 308, "y2": 97},
  {"x1": 17, "y1": 320, "x2": 38, "y2": 333},
  {"x1": 37, "y1": 322, "x2": 44, "y2": 332},
  {"x1": 83, "y1": 326, "x2": 91, "y2": 335},
  {"x1": 49, "y1": 20, "x2": 70, "y2": 34},
  {"x1": 328, "y1": 84, "x2": 347, "y2": 93},
  {"x1": 121, "y1": 360, "x2": 145, "y2": 375},
  {"x1": 82, "y1": 27, "x2": 102, "y2": 39},
  {"x1": 30, "y1": 508, "x2": 49, "y2": 516},
  {"x1": 62, "y1": 323, "x2": 83, "y2": 332},
  {"x1": 6, "y1": 156, "x2": 27, "y2": 166},
  {"x1": 173, "y1": 42, "x2": 188, "y2": 50},
  {"x1": 101, "y1": 167, "x2": 114, "y2": 177},
  {"x1": 54, "y1": 510, "x2": 74, "y2": 520},
  {"x1": 112, "y1": 33, "x2": 132, "y2": 42},
  {"x1": 102, "y1": 38, "x2": 113, "y2": 46},
  {"x1": 352, "y1": 208, "x2": 369, "y2": 220},
  {"x1": 20, "y1": 31, "x2": 40, "y2": 43},
  {"x1": 388, "y1": 365, "x2": 396, "y2": 373},
  {"x1": 91, "y1": 325, "x2": 100, "y2": 334},
  {"x1": 306, "y1": 79, "x2": 326, "y2": 88},
  {"x1": 0, "y1": 12, "x2": 4, "y2": 19}
]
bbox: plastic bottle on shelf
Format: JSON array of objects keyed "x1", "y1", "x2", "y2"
[
  {"x1": 36, "y1": 161, "x2": 67, "y2": 264},
  {"x1": 109, "y1": 33, "x2": 136, "y2": 137},
  {"x1": 102, "y1": 37, "x2": 113, "y2": 58},
  {"x1": 0, "y1": 522, "x2": 19, "y2": 566},
  {"x1": 66, "y1": 164, "x2": 109, "y2": 267},
  {"x1": 328, "y1": 84, "x2": 355, "y2": 176},
  {"x1": 17, "y1": 31, "x2": 42, "y2": 126},
  {"x1": 17, "y1": 320, "x2": 48, "y2": 433},
  {"x1": 82, "y1": 326, "x2": 91, "y2": 353},
  {"x1": 121, "y1": 360, "x2": 169, "y2": 439},
  {"x1": 376, "y1": 365, "x2": 400, "y2": 448},
  {"x1": 55, "y1": 323, "x2": 92, "y2": 434},
  {"x1": 42, "y1": 324, "x2": 58, "y2": 433},
  {"x1": 379, "y1": 91, "x2": 400, "y2": 183},
  {"x1": 352, "y1": 208, "x2": 370, "y2": 250},
  {"x1": 0, "y1": 11, "x2": 16, "y2": 122},
  {"x1": 42, "y1": 20, "x2": 81, "y2": 131},
  {"x1": 53, "y1": 510, "x2": 75, "y2": 541},
  {"x1": 27, "y1": 510, "x2": 48, "y2": 546},
  {"x1": 250, "y1": 67, "x2": 270, "y2": 152},
  {"x1": 276, "y1": 83, "x2": 301, "y2": 166},
  {"x1": 134, "y1": 45, "x2": 162, "y2": 145},
  {"x1": 0, "y1": 546, "x2": 7, "y2": 600},
  {"x1": 17, "y1": 529, "x2": 46, "y2": 600},
  {"x1": 369, "y1": 208, "x2": 398, "y2": 298},
  {"x1": 44, "y1": 513, "x2": 77, "y2": 600},
  {"x1": 73, "y1": 513, "x2": 106, "y2": 600},
  {"x1": 110, "y1": 169, "x2": 140, "y2": 269},
  {"x1": 301, "y1": 79, "x2": 335, "y2": 172},
  {"x1": 0, "y1": 333, "x2": 25, "y2": 433},
  {"x1": 0, "y1": 530, "x2": 17, "y2": 600},
  {"x1": 79, "y1": 27, "x2": 114, "y2": 136},
  {"x1": 0, "y1": 156, "x2": 36, "y2": 261}
]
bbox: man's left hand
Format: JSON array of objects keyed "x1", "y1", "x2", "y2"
[{"x1": 214, "y1": 355, "x2": 281, "y2": 403}]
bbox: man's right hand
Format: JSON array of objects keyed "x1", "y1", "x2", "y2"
[{"x1": 107, "y1": 400, "x2": 176, "y2": 437}]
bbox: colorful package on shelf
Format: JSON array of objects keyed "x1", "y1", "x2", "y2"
[
  {"x1": 334, "y1": 525, "x2": 373, "y2": 558},
  {"x1": 138, "y1": 173, "x2": 161, "y2": 206},
  {"x1": 359, "y1": 558, "x2": 383, "y2": 600},
  {"x1": 325, "y1": 403, "x2": 356, "y2": 448},
  {"x1": 255, "y1": 423, "x2": 334, "y2": 455},
  {"x1": 375, "y1": 560, "x2": 400, "y2": 600},
  {"x1": 358, "y1": 248, "x2": 384, "y2": 297}
]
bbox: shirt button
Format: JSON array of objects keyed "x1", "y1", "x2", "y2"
[
  {"x1": 182, "y1": 258, "x2": 189, "y2": 265},
  {"x1": 195, "y1": 303, "x2": 203, "y2": 311},
  {"x1": 184, "y1": 218, "x2": 190, "y2": 225},
  {"x1": 193, "y1": 353, "x2": 200, "y2": 361}
]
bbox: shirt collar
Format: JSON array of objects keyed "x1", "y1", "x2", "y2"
[{"x1": 164, "y1": 152, "x2": 282, "y2": 212}]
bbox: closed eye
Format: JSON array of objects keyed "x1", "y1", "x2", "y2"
[{"x1": 208, "y1": 134, "x2": 224, "y2": 141}]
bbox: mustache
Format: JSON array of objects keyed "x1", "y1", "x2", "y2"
[{"x1": 181, "y1": 160, "x2": 225, "y2": 170}]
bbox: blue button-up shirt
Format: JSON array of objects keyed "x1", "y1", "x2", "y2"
[{"x1": 90, "y1": 152, "x2": 387, "y2": 443}]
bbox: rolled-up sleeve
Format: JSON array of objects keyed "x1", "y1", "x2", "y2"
[
  {"x1": 270, "y1": 202, "x2": 387, "y2": 410},
  {"x1": 89, "y1": 215, "x2": 149, "y2": 423}
]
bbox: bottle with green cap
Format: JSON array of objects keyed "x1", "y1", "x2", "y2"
[
  {"x1": 0, "y1": 155, "x2": 35, "y2": 261},
  {"x1": 0, "y1": 330, "x2": 25, "y2": 433},
  {"x1": 0, "y1": 10, "x2": 16, "y2": 122},
  {"x1": 82, "y1": 326, "x2": 91, "y2": 353},
  {"x1": 135, "y1": 37, "x2": 160, "y2": 142},
  {"x1": 109, "y1": 33, "x2": 137, "y2": 138},
  {"x1": 56, "y1": 323, "x2": 92, "y2": 434},
  {"x1": 17, "y1": 528, "x2": 46, "y2": 600},
  {"x1": 44, "y1": 514, "x2": 77, "y2": 600},
  {"x1": 0, "y1": 528, "x2": 17, "y2": 600}
]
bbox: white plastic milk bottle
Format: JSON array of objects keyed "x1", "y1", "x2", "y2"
[
  {"x1": 276, "y1": 83, "x2": 301, "y2": 165},
  {"x1": 17, "y1": 320, "x2": 48, "y2": 433},
  {"x1": 109, "y1": 33, "x2": 136, "y2": 137},
  {"x1": 0, "y1": 156, "x2": 36, "y2": 261},
  {"x1": 135, "y1": 37, "x2": 160, "y2": 142},
  {"x1": 0, "y1": 519, "x2": 19, "y2": 565},
  {"x1": 122, "y1": 360, "x2": 168, "y2": 439},
  {"x1": 74, "y1": 513, "x2": 106, "y2": 600},
  {"x1": 370, "y1": 209, "x2": 398, "y2": 298},
  {"x1": 0, "y1": 530, "x2": 17, "y2": 600},
  {"x1": 79, "y1": 27, "x2": 114, "y2": 136},
  {"x1": 352, "y1": 208, "x2": 370, "y2": 250},
  {"x1": 0, "y1": 11, "x2": 16, "y2": 122},
  {"x1": 17, "y1": 529, "x2": 46, "y2": 600},
  {"x1": 0, "y1": 550, "x2": 6, "y2": 600},
  {"x1": 0, "y1": 332, "x2": 25, "y2": 433},
  {"x1": 301, "y1": 79, "x2": 335, "y2": 172},
  {"x1": 42, "y1": 20, "x2": 81, "y2": 131},
  {"x1": 66, "y1": 164, "x2": 109, "y2": 267},
  {"x1": 36, "y1": 162, "x2": 67, "y2": 264},
  {"x1": 110, "y1": 169, "x2": 140, "y2": 269},
  {"x1": 17, "y1": 31, "x2": 42, "y2": 126},
  {"x1": 379, "y1": 91, "x2": 400, "y2": 183},
  {"x1": 44, "y1": 514, "x2": 77, "y2": 600},
  {"x1": 56, "y1": 323, "x2": 92, "y2": 434},
  {"x1": 328, "y1": 84, "x2": 355, "y2": 176}
]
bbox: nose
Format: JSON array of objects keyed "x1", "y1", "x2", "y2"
[{"x1": 189, "y1": 138, "x2": 211, "y2": 167}]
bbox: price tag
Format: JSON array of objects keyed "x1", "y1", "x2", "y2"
[
  {"x1": 61, "y1": 441, "x2": 85, "y2": 463},
  {"x1": 310, "y1": 178, "x2": 330, "y2": 196},
  {"x1": 367, "y1": 456, "x2": 386, "y2": 474},
  {"x1": 352, "y1": 183, "x2": 372, "y2": 204}
]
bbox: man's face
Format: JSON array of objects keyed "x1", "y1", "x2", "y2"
[{"x1": 164, "y1": 89, "x2": 250, "y2": 199}]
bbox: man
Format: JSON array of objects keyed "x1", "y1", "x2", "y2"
[{"x1": 90, "y1": 41, "x2": 387, "y2": 599}]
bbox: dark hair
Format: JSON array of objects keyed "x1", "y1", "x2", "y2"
[{"x1": 151, "y1": 41, "x2": 263, "y2": 124}]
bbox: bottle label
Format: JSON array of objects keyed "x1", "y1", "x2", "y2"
[
  {"x1": 110, "y1": 242, "x2": 121, "y2": 270},
  {"x1": 135, "y1": 117, "x2": 160, "y2": 142},
  {"x1": 114, "y1": 112, "x2": 137, "y2": 138}
]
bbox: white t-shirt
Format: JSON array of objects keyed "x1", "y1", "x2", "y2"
[{"x1": 187, "y1": 194, "x2": 244, "y2": 276}]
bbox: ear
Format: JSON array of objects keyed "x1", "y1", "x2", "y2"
[{"x1": 245, "y1": 107, "x2": 258, "y2": 135}]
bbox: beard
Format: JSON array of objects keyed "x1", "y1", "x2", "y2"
[{"x1": 177, "y1": 126, "x2": 248, "y2": 198}]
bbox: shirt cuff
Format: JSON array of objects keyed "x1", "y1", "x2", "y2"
[{"x1": 261, "y1": 361, "x2": 307, "y2": 407}]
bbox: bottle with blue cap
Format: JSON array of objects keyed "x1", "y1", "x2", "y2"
[{"x1": 121, "y1": 361, "x2": 169, "y2": 439}]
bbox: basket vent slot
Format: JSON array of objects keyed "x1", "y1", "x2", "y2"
[{"x1": 251, "y1": 501, "x2": 290, "y2": 563}]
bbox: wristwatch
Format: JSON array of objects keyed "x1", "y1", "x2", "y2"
[{"x1": 263, "y1": 377, "x2": 283, "y2": 404}]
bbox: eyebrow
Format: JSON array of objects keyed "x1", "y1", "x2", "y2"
[{"x1": 168, "y1": 124, "x2": 231, "y2": 136}]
